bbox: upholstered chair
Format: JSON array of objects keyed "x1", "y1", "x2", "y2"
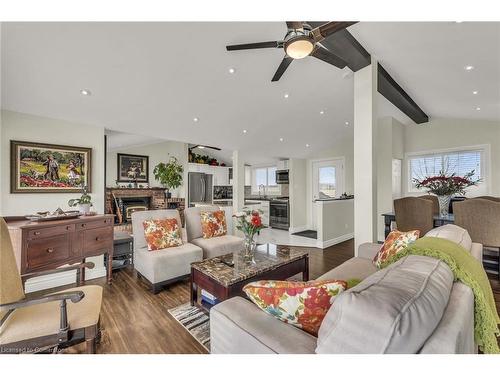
[
  {"x1": 184, "y1": 206, "x2": 244, "y2": 259},
  {"x1": 394, "y1": 197, "x2": 434, "y2": 235},
  {"x1": 454, "y1": 199, "x2": 500, "y2": 248},
  {"x1": 418, "y1": 195, "x2": 439, "y2": 215},
  {"x1": 0, "y1": 218, "x2": 102, "y2": 353},
  {"x1": 131, "y1": 209, "x2": 203, "y2": 294},
  {"x1": 473, "y1": 196, "x2": 500, "y2": 203}
]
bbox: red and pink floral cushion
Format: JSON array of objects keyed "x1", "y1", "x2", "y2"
[
  {"x1": 200, "y1": 210, "x2": 227, "y2": 239},
  {"x1": 243, "y1": 279, "x2": 348, "y2": 336},
  {"x1": 142, "y1": 218, "x2": 183, "y2": 250},
  {"x1": 373, "y1": 230, "x2": 420, "y2": 268}
]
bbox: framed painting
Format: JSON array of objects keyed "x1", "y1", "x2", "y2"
[
  {"x1": 116, "y1": 153, "x2": 149, "y2": 183},
  {"x1": 10, "y1": 140, "x2": 92, "y2": 193}
]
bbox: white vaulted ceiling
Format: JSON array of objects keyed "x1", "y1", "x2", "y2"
[{"x1": 1, "y1": 22, "x2": 499, "y2": 164}]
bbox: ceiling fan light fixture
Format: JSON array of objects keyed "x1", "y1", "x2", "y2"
[{"x1": 285, "y1": 36, "x2": 314, "y2": 59}]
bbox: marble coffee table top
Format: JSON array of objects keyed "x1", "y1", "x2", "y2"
[{"x1": 191, "y1": 243, "x2": 308, "y2": 287}]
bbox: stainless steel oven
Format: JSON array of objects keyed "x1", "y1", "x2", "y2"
[
  {"x1": 276, "y1": 170, "x2": 289, "y2": 184},
  {"x1": 270, "y1": 198, "x2": 289, "y2": 230}
]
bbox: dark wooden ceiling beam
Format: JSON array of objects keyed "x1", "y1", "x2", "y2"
[
  {"x1": 377, "y1": 63, "x2": 429, "y2": 124},
  {"x1": 319, "y1": 29, "x2": 371, "y2": 72}
]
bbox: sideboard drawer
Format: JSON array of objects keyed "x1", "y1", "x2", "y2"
[
  {"x1": 77, "y1": 218, "x2": 113, "y2": 231},
  {"x1": 83, "y1": 226, "x2": 113, "y2": 256},
  {"x1": 28, "y1": 224, "x2": 75, "y2": 240},
  {"x1": 27, "y1": 234, "x2": 71, "y2": 269}
]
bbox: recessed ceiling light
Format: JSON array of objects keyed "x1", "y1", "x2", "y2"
[
  {"x1": 284, "y1": 93, "x2": 289, "y2": 99},
  {"x1": 345, "y1": 121, "x2": 350, "y2": 126},
  {"x1": 80, "y1": 89, "x2": 91, "y2": 96},
  {"x1": 464, "y1": 65, "x2": 474, "y2": 71},
  {"x1": 243, "y1": 129, "x2": 248, "y2": 134},
  {"x1": 228, "y1": 68, "x2": 235, "y2": 74},
  {"x1": 279, "y1": 137, "x2": 284, "y2": 142},
  {"x1": 193, "y1": 117, "x2": 199, "y2": 123},
  {"x1": 476, "y1": 107, "x2": 481, "y2": 111},
  {"x1": 305, "y1": 143, "x2": 310, "y2": 148},
  {"x1": 319, "y1": 110, "x2": 325, "y2": 115},
  {"x1": 472, "y1": 91, "x2": 478, "y2": 95}
]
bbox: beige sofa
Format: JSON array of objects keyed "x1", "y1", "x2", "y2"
[
  {"x1": 131, "y1": 209, "x2": 203, "y2": 294},
  {"x1": 210, "y1": 227, "x2": 483, "y2": 354},
  {"x1": 184, "y1": 206, "x2": 244, "y2": 259}
]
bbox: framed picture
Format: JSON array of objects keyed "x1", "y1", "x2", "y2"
[
  {"x1": 11, "y1": 140, "x2": 92, "y2": 193},
  {"x1": 117, "y1": 153, "x2": 149, "y2": 183}
]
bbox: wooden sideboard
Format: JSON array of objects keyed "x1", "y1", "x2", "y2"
[{"x1": 6, "y1": 214, "x2": 115, "y2": 284}]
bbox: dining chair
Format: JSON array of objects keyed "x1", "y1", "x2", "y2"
[
  {"x1": 394, "y1": 197, "x2": 434, "y2": 235},
  {"x1": 473, "y1": 196, "x2": 500, "y2": 203},
  {"x1": 418, "y1": 195, "x2": 439, "y2": 215},
  {"x1": 454, "y1": 198, "x2": 500, "y2": 277}
]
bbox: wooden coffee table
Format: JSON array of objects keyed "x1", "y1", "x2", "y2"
[{"x1": 190, "y1": 243, "x2": 309, "y2": 308}]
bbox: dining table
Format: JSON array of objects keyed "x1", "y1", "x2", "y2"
[{"x1": 381, "y1": 212, "x2": 455, "y2": 238}]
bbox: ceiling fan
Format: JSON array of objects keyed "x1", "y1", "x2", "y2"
[{"x1": 226, "y1": 21, "x2": 357, "y2": 81}]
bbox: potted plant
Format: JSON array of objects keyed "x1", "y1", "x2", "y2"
[
  {"x1": 68, "y1": 185, "x2": 93, "y2": 214},
  {"x1": 414, "y1": 170, "x2": 480, "y2": 216},
  {"x1": 153, "y1": 156, "x2": 184, "y2": 198}
]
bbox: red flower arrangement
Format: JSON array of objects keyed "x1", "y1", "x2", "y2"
[{"x1": 413, "y1": 170, "x2": 480, "y2": 196}]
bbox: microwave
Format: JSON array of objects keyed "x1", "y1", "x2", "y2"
[{"x1": 276, "y1": 170, "x2": 289, "y2": 184}]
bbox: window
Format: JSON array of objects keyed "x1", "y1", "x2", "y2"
[
  {"x1": 252, "y1": 166, "x2": 279, "y2": 194},
  {"x1": 407, "y1": 147, "x2": 486, "y2": 193}
]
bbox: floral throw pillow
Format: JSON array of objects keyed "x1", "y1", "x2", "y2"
[
  {"x1": 142, "y1": 218, "x2": 183, "y2": 251},
  {"x1": 243, "y1": 279, "x2": 348, "y2": 336},
  {"x1": 373, "y1": 230, "x2": 420, "y2": 268},
  {"x1": 200, "y1": 210, "x2": 227, "y2": 239}
]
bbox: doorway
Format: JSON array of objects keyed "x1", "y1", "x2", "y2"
[{"x1": 311, "y1": 158, "x2": 345, "y2": 230}]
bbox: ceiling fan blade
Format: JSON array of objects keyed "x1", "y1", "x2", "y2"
[
  {"x1": 311, "y1": 45, "x2": 348, "y2": 69},
  {"x1": 226, "y1": 41, "x2": 282, "y2": 51},
  {"x1": 286, "y1": 21, "x2": 303, "y2": 30},
  {"x1": 271, "y1": 57, "x2": 293, "y2": 82},
  {"x1": 189, "y1": 145, "x2": 222, "y2": 151},
  {"x1": 315, "y1": 21, "x2": 358, "y2": 39}
]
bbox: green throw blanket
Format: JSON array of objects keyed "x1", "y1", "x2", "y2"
[{"x1": 381, "y1": 237, "x2": 500, "y2": 354}]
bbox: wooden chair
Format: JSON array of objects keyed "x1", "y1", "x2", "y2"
[
  {"x1": 394, "y1": 197, "x2": 434, "y2": 235},
  {"x1": 418, "y1": 195, "x2": 439, "y2": 215},
  {"x1": 0, "y1": 218, "x2": 103, "y2": 353}
]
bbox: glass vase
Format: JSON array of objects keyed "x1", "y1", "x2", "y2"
[
  {"x1": 242, "y1": 236, "x2": 257, "y2": 261},
  {"x1": 437, "y1": 195, "x2": 452, "y2": 217}
]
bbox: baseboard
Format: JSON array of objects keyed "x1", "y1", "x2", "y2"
[
  {"x1": 24, "y1": 266, "x2": 107, "y2": 294},
  {"x1": 316, "y1": 232, "x2": 354, "y2": 249},
  {"x1": 289, "y1": 225, "x2": 309, "y2": 234}
]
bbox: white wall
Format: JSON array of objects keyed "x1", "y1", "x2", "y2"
[
  {"x1": 376, "y1": 117, "x2": 405, "y2": 241},
  {"x1": 288, "y1": 158, "x2": 307, "y2": 231},
  {"x1": 316, "y1": 199, "x2": 354, "y2": 248},
  {"x1": 106, "y1": 140, "x2": 188, "y2": 198},
  {"x1": 1, "y1": 110, "x2": 106, "y2": 292},
  {"x1": 403, "y1": 117, "x2": 500, "y2": 197}
]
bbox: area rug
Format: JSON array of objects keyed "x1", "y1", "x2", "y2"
[
  {"x1": 292, "y1": 230, "x2": 318, "y2": 239},
  {"x1": 167, "y1": 303, "x2": 210, "y2": 351}
]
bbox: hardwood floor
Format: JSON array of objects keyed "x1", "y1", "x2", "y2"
[{"x1": 37, "y1": 239, "x2": 499, "y2": 354}]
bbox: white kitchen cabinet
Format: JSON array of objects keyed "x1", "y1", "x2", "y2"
[
  {"x1": 277, "y1": 160, "x2": 289, "y2": 170},
  {"x1": 213, "y1": 167, "x2": 229, "y2": 186}
]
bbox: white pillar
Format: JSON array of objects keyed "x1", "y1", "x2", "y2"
[
  {"x1": 232, "y1": 150, "x2": 245, "y2": 217},
  {"x1": 353, "y1": 58, "x2": 378, "y2": 254}
]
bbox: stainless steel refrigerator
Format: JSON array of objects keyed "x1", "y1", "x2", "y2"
[{"x1": 188, "y1": 172, "x2": 213, "y2": 207}]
